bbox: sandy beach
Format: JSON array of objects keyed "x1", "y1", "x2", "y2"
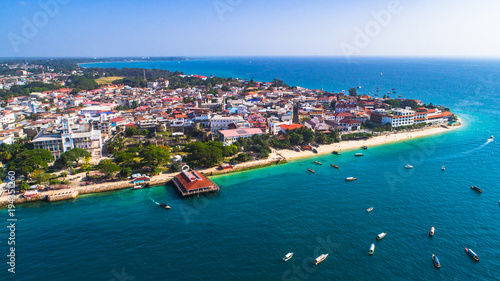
[
  {"x1": 0, "y1": 123, "x2": 462, "y2": 206},
  {"x1": 275, "y1": 124, "x2": 462, "y2": 162}
]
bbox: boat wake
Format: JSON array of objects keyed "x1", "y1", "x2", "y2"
[
  {"x1": 150, "y1": 198, "x2": 160, "y2": 205},
  {"x1": 436, "y1": 138, "x2": 495, "y2": 162}
]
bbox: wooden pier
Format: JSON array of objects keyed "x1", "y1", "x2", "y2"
[{"x1": 172, "y1": 170, "x2": 219, "y2": 197}]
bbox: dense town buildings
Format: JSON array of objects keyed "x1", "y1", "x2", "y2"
[{"x1": 0, "y1": 62, "x2": 456, "y2": 161}]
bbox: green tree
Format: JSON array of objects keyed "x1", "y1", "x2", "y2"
[
  {"x1": 119, "y1": 167, "x2": 132, "y2": 179},
  {"x1": 11, "y1": 149, "x2": 54, "y2": 175},
  {"x1": 289, "y1": 132, "x2": 303, "y2": 145},
  {"x1": 169, "y1": 162, "x2": 180, "y2": 173},
  {"x1": 60, "y1": 148, "x2": 91, "y2": 167},
  {"x1": 19, "y1": 181, "x2": 30, "y2": 192},
  {"x1": 125, "y1": 126, "x2": 139, "y2": 137},
  {"x1": 98, "y1": 163, "x2": 121, "y2": 178},
  {"x1": 140, "y1": 145, "x2": 170, "y2": 169}
]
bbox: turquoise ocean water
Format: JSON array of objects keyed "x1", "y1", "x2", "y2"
[{"x1": 3, "y1": 57, "x2": 500, "y2": 280}]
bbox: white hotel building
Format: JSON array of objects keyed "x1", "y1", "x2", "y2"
[{"x1": 381, "y1": 107, "x2": 416, "y2": 127}]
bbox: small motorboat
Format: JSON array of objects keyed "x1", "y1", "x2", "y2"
[
  {"x1": 429, "y1": 226, "x2": 435, "y2": 236},
  {"x1": 464, "y1": 248, "x2": 480, "y2": 261},
  {"x1": 369, "y1": 244, "x2": 375, "y2": 255},
  {"x1": 376, "y1": 233, "x2": 387, "y2": 240},
  {"x1": 490, "y1": 135, "x2": 494, "y2": 140},
  {"x1": 432, "y1": 254, "x2": 441, "y2": 268},
  {"x1": 355, "y1": 153, "x2": 364, "y2": 157},
  {"x1": 471, "y1": 186, "x2": 483, "y2": 193},
  {"x1": 159, "y1": 203, "x2": 171, "y2": 209},
  {"x1": 131, "y1": 185, "x2": 143, "y2": 190},
  {"x1": 345, "y1": 177, "x2": 357, "y2": 182},
  {"x1": 441, "y1": 166, "x2": 445, "y2": 171},
  {"x1": 314, "y1": 161, "x2": 322, "y2": 165},
  {"x1": 314, "y1": 253, "x2": 328, "y2": 265},
  {"x1": 361, "y1": 146, "x2": 368, "y2": 150},
  {"x1": 332, "y1": 151, "x2": 341, "y2": 155},
  {"x1": 405, "y1": 164, "x2": 413, "y2": 169},
  {"x1": 308, "y1": 168, "x2": 315, "y2": 174},
  {"x1": 283, "y1": 252, "x2": 294, "y2": 262},
  {"x1": 366, "y1": 207, "x2": 374, "y2": 212},
  {"x1": 331, "y1": 164, "x2": 339, "y2": 169}
]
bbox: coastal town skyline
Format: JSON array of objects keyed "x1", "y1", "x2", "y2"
[
  {"x1": 1, "y1": 1, "x2": 499, "y2": 280},
  {"x1": 2, "y1": 0, "x2": 500, "y2": 58}
]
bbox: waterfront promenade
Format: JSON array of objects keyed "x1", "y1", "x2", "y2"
[{"x1": 0, "y1": 123, "x2": 461, "y2": 207}]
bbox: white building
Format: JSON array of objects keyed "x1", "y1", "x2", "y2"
[
  {"x1": 268, "y1": 117, "x2": 292, "y2": 135},
  {"x1": 0, "y1": 135, "x2": 14, "y2": 145},
  {"x1": 218, "y1": 128, "x2": 264, "y2": 145},
  {"x1": 381, "y1": 107, "x2": 415, "y2": 127},
  {"x1": 32, "y1": 120, "x2": 103, "y2": 159},
  {"x1": 210, "y1": 115, "x2": 246, "y2": 133},
  {"x1": 80, "y1": 105, "x2": 112, "y2": 116}
]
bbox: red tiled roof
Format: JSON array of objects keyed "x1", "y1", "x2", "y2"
[
  {"x1": 279, "y1": 124, "x2": 305, "y2": 130},
  {"x1": 175, "y1": 171, "x2": 216, "y2": 192}
]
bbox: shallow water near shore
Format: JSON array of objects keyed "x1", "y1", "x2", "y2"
[{"x1": 3, "y1": 57, "x2": 500, "y2": 280}]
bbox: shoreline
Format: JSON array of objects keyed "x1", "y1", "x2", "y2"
[{"x1": 0, "y1": 123, "x2": 462, "y2": 208}]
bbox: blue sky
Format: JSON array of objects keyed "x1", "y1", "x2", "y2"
[{"x1": 1, "y1": 0, "x2": 499, "y2": 58}]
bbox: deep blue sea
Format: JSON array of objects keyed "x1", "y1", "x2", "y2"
[{"x1": 3, "y1": 57, "x2": 500, "y2": 281}]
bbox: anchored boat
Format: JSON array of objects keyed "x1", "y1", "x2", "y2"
[
  {"x1": 441, "y1": 166, "x2": 445, "y2": 171},
  {"x1": 471, "y1": 186, "x2": 483, "y2": 193},
  {"x1": 376, "y1": 233, "x2": 387, "y2": 240},
  {"x1": 361, "y1": 146, "x2": 368, "y2": 150},
  {"x1": 314, "y1": 254, "x2": 328, "y2": 265},
  {"x1": 355, "y1": 153, "x2": 364, "y2": 157},
  {"x1": 283, "y1": 252, "x2": 293, "y2": 262},
  {"x1": 331, "y1": 164, "x2": 339, "y2": 169},
  {"x1": 405, "y1": 164, "x2": 413, "y2": 169},
  {"x1": 429, "y1": 226, "x2": 435, "y2": 236},
  {"x1": 332, "y1": 151, "x2": 341, "y2": 155},
  {"x1": 465, "y1": 248, "x2": 480, "y2": 261},
  {"x1": 314, "y1": 161, "x2": 322, "y2": 165},
  {"x1": 308, "y1": 168, "x2": 315, "y2": 174},
  {"x1": 432, "y1": 254, "x2": 441, "y2": 268},
  {"x1": 366, "y1": 207, "x2": 374, "y2": 212},
  {"x1": 369, "y1": 244, "x2": 375, "y2": 255},
  {"x1": 345, "y1": 177, "x2": 357, "y2": 182}
]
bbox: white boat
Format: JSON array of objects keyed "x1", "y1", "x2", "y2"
[
  {"x1": 131, "y1": 185, "x2": 143, "y2": 190},
  {"x1": 441, "y1": 166, "x2": 445, "y2": 171},
  {"x1": 376, "y1": 232, "x2": 387, "y2": 240},
  {"x1": 283, "y1": 252, "x2": 293, "y2": 261},
  {"x1": 490, "y1": 135, "x2": 494, "y2": 140},
  {"x1": 369, "y1": 244, "x2": 375, "y2": 255},
  {"x1": 314, "y1": 253, "x2": 328, "y2": 265},
  {"x1": 345, "y1": 177, "x2": 357, "y2": 182},
  {"x1": 405, "y1": 164, "x2": 413, "y2": 169},
  {"x1": 355, "y1": 153, "x2": 364, "y2": 157},
  {"x1": 366, "y1": 207, "x2": 374, "y2": 212}
]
